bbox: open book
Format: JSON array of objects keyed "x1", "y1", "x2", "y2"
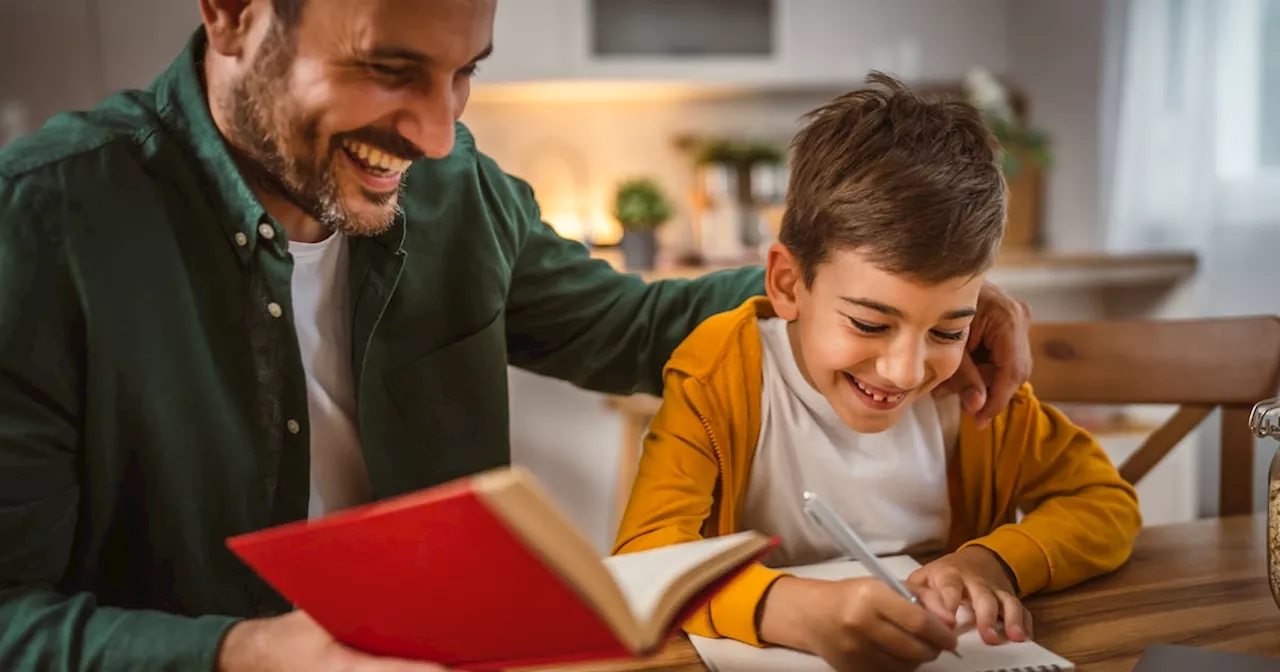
[
  {"x1": 689, "y1": 556, "x2": 1075, "y2": 672},
  {"x1": 226, "y1": 466, "x2": 775, "y2": 670}
]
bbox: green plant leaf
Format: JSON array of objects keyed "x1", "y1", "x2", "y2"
[{"x1": 613, "y1": 178, "x2": 673, "y2": 231}]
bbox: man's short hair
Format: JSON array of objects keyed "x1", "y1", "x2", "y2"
[{"x1": 779, "y1": 71, "x2": 1007, "y2": 286}]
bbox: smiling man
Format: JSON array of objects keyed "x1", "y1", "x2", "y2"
[{"x1": 0, "y1": 1, "x2": 1033, "y2": 670}]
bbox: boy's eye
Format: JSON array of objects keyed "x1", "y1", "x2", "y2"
[
  {"x1": 931, "y1": 329, "x2": 966, "y2": 342},
  {"x1": 849, "y1": 318, "x2": 888, "y2": 334}
]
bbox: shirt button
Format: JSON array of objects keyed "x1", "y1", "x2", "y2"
[
  {"x1": 286, "y1": 419, "x2": 300, "y2": 435},
  {"x1": 234, "y1": 232, "x2": 248, "y2": 247},
  {"x1": 267, "y1": 302, "x2": 283, "y2": 318},
  {"x1": 258, "y1": 223, "x2": 276, "y2": 240}
]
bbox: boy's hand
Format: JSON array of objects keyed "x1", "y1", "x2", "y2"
[
  {"x1": 759, "y1": 576, "x2": 958, "y2": 672},
  {"x1": 943, "y1": 281, "x2": 1033, "y2": 429},
  {"x1": 906, "y1": 547, "x2": 1033, "y2": 646}
]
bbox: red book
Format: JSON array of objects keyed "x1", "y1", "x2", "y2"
[{"x1": 226, "y1": 466, "x2": 776, "y2": 670}]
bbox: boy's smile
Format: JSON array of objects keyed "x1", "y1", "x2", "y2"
[
  {"x1": 844, "y1": 373, "x2": 908, "y2": 410},
  {"x1": 768, "y1": 244, "x2": 985, "y2": 433}
]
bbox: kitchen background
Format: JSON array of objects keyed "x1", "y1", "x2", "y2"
[{"x1": 2, "y1": 0, "x2": 1277, "y2": 553}]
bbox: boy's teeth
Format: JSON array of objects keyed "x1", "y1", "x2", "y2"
[{"x1": 854, "y1": 377, "x2": 902, "y2": 403}]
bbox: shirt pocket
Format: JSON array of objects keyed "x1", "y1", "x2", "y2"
[{"x1": 383, "y1": 309, "x2": 510, "y2": 486}]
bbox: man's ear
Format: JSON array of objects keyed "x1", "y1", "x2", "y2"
[
  {"x1": 200, "y1": 0, "x2": 263, "y2": 57},
  {"x1": 765, "y1": 242, "x2": 804, "y2": 322}
]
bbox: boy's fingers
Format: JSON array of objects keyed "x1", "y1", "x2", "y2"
[
  {"x1": 996, "y1": 590, "x2": 1030, "y2": 642},
  {"x1": 878, "y1": 590, "x2": 958, "y2": 653},
  {"x1": 914, "y1": 586, "x2": 957, "y2": 628},
  {"x1": 965, "y1": 579, "x2": 1004, "y2": 645},
  {"x1": 866, "y1": 617, "x2": 943, "y2": 669}
]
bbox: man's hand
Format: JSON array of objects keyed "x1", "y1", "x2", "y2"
[
  {"x1": 759, "y1": 576, "x2": 959, "y2": 672},
  {"x1": 906, "y1": 547, "x2": 1032, "y2": 646},
  {"x1": 942, "y1": 280, "x2": 1033, "y2": 428},
  {"x1": 217, "y1": 611, "x2": 456, "y2": 672}
]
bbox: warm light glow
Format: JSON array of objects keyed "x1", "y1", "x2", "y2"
[
  {"x1": 590, "y1": 211, "x2": 624, "y2": 246},
  {"x1": 543, "y1": 212, "x2": 585, "y2": 241}
]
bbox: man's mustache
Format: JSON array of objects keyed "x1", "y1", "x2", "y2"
[{"x1": 338, "y1": 127, "x2": 424, "y2": 162}]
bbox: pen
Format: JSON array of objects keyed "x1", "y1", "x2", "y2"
[{"x1": 802, "y1": 490, "x2": 962, "y2": 659}]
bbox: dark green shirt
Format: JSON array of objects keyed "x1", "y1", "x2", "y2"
[{"x1": 0, "y1": 30, "x2": 763, "y2": 671}]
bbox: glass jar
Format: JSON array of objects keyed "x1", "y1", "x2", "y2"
[{"x1": 1253, "y1": 397, "x2": 1280, "y2": 609}]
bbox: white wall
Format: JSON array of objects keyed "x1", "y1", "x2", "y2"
[{"x1": 1005, "y1": 0, "x2": 1107, "y2": 253}]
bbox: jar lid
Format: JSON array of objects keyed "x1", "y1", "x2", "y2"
[{"x1": 1252, "y1": 398, "x2": 1280, "y2": 438}]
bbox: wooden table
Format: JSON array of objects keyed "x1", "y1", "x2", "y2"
[{"x1": 515, "y1": 514, "x2": 1280, "y2": 671}]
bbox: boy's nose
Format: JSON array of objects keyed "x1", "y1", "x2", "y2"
[{"x1": 878, "y1": 341, "x2": 928, "y2": 391}]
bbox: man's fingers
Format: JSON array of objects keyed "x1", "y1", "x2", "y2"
[
  {"x1": 965, "y1": 314, "x2": 987, "y2": 354},
  {"x1": 977, "y1": 355, "x2": 1021, "y2": 426},
  {"x1": 945, "y1": 353, "x2": 988, "y2": 416}
]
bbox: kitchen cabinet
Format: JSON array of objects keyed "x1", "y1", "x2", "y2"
[
  {"x1": 478, "y1": 0, "x2": 1011, "y2": 93},
  {"x1": 0, "y1": 0, "x2": 102, "y2": 134}
]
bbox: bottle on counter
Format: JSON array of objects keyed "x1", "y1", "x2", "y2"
[{"x1": 1251, "y1": 396, "x2": 1280, "y2": 609}]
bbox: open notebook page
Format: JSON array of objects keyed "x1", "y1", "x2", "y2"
[
  {"x1": 689, "y1": 556, "x2": 1074, "y2": 672},
  {"x1": 602, "y1": 532, "x2": 762, "y2": 625}
]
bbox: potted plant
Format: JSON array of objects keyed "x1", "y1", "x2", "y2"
[
  {"x1": 613, "y1": 178, "x2": 672, "y2": 271},
  {"x1": 963, "y1": 67, "x2": 1053, "y2": 251}
]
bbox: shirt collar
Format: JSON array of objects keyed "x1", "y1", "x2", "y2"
[{"x1": 153, "y1": 28, "x2": 272, "y2": 264}]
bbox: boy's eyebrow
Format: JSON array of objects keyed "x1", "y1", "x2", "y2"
[{"x1": 840, "y1": 297, "x2": 976, "y2": 321}]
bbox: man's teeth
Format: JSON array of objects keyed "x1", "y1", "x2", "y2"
[
  {"x1": 342, "y1": 139, "x2": 412, "y2": 174},
  {"x1": 853, "y1": 377, "x2": 905, "y2": 403}
]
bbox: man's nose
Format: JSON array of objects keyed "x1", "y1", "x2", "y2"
[{"x1": 396, "y1": 88, "x2": 460, "y2": 160}]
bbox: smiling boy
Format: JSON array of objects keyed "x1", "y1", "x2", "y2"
[{"x1": 612, "y1": 73, "x2": 1142, "y2": 671}]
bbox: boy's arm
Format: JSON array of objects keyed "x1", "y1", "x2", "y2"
[
  {"x1": 611, "y1": 370, "x2": 785, "y2": 646},
  {"x1": 962, "y1": 385, "x2": 1143, "y2": 596}
]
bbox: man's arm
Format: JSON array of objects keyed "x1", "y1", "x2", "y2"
[
  {"x1": 503, "y1": 186, "x2": 763, "y2": 396},
  {"x1": 0, "y1": 179, "x2": 240, "y2": 671}
]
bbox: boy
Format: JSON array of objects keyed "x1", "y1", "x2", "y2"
[{"x1": 612, "y1": 73, "x2": 1141, "y2": 672}]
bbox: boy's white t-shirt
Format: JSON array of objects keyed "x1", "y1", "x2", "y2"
[
  {"x1": 738, "y1": 317, "x2": 959, "y2": 568},
  {"x1": 288, "y1": 232, "x2": 373, "y2": 519}
]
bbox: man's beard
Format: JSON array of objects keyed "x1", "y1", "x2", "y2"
[{"x1": 224, "y1": 28, "x2": 403, "y2": 237}]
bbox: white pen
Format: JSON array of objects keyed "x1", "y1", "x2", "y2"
[{"x1": 802, "y1": 490, "x2": 962, "y2": 659}]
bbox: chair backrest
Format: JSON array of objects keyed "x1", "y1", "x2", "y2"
[{"x1": 1028, "y1": 316, "x2": 1280, "y2": 515}]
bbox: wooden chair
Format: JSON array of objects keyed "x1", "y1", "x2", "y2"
[
  {"x1": 608, "y1": 316, "x2": 1280, "y2": 522},
  {"x1": 1026, "y1": 315, "x2": 1280, "y2": 516}
]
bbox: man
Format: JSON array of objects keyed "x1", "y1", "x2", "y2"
[{"x1": 0, "y1": 1, "x2": 1032, "y2": 670}]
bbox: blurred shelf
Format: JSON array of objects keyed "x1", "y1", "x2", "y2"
[{"x1": 590, "y1": 248, "x2": 1199, "y2": 292}]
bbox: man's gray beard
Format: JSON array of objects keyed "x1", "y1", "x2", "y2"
[{"x1": 223, "y1": 29, "x2": 398, "y2": 237}]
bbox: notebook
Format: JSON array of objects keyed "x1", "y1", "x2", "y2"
[{"x1": 689, "y1": 555, "x2": 1075, "y2": 672}]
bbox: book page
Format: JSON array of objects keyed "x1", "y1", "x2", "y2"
[
  {"x1": 688, "y1": 556, "x2": 1074, "y2": 672},
  {"x1": 602, "y1": 532, "x2": 761, "y2": 624}
]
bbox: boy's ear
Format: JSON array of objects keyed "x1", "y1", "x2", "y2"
[
  {"x1": 765, "y1": 243, "x2": 803, "y2": 322},
  {"x1": 201, "y1": 0, "x2": 264, "y2": 57}
]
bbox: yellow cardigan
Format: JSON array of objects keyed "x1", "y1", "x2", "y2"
[{"x1": 612, "y1": 297, "x2": 1141, "y2": 646}]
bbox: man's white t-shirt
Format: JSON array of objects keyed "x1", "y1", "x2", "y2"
[
  {"x1": 288, "y1": 233, "x2": 372, "y2": 519},
  {"x1": 738, "y1": 317, "x2": 959, "y2": 568}
]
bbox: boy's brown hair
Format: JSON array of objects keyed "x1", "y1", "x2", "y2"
[{"x1": 779, "y1": 71, "x2": 1007, "y2": 286}]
